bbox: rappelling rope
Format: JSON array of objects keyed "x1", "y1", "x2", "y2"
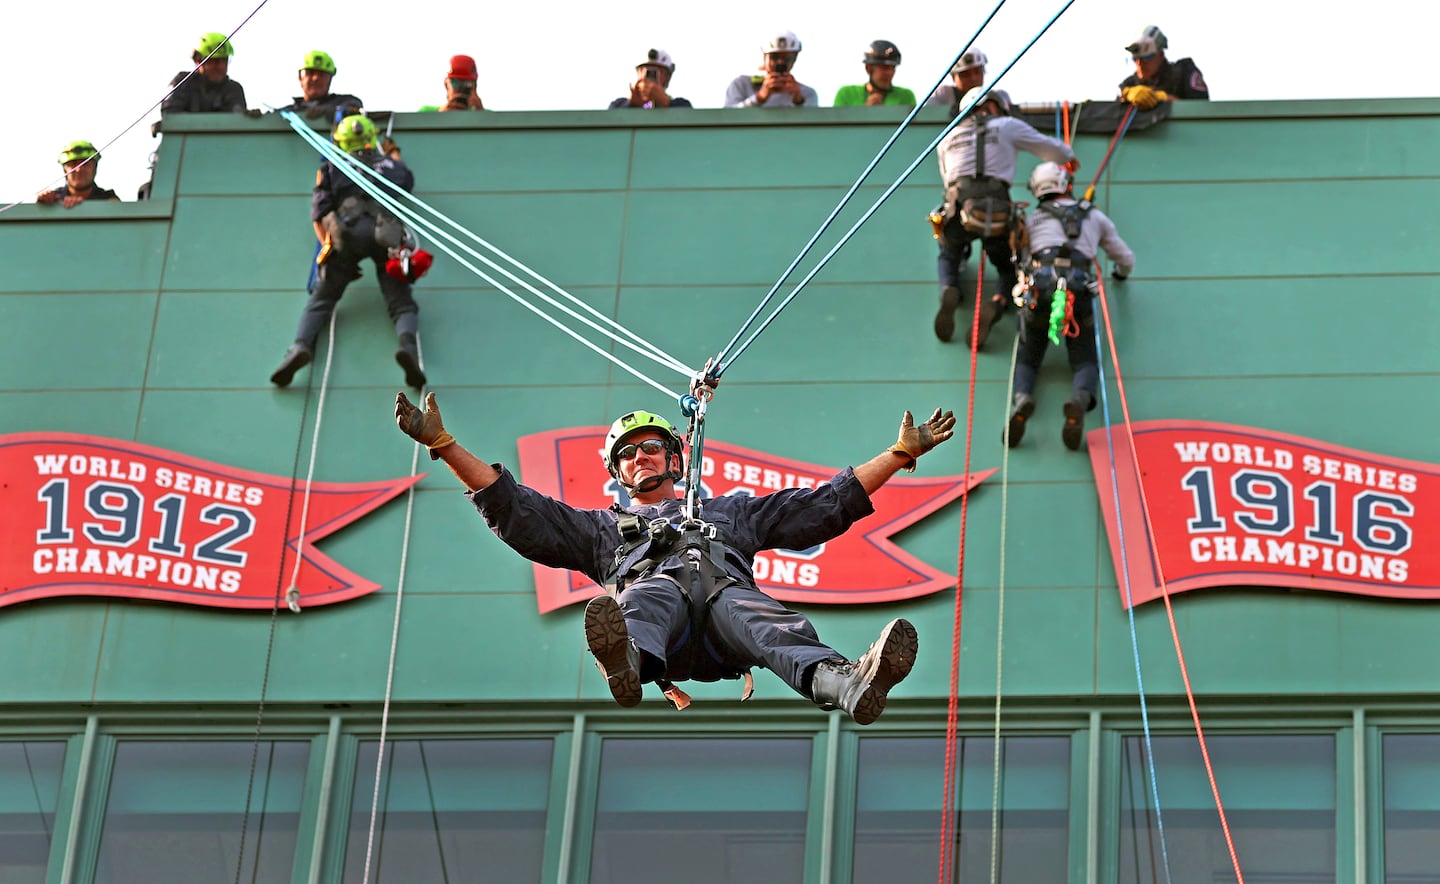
[
  {"x1": 1092, "y1": 282, "x2": 1174, "y2": 884},
  {"x1": 281, "y1": 112, "x2": 694, "y2": 400},
  {"x1": 235, "y1": 309, "x2": 334, "y2": 884},
  {"x1": 986, "y1": 333, "x2": 1019, "y2": 884},
  {"x1": 714, "y1": 0, "x2": 1078, "y2": 382},
  {"x1": 1083, "y1": 105, "x2": 1138, "y2": 203},
  {"x1": 1092, "y1": 270, "x2": 1245, "y2": 884},
  {"x1": 712, "y1": 0, "x2": 1013, "y2": 371}
]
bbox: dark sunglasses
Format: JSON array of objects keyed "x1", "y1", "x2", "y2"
[{"x1": 615, "y1": 439, "x2": 669, "y2": 461}]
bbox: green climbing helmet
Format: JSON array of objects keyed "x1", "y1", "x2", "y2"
[
  {"x1": 58, "y1": 140, "x2": 99, "y2": 166},
  {"x1": 603, "y1": 410, "x2": 685, "y2": 474},
  {"x1": 195, "y1": 32, "x2": 234, "y2": 59},
  {"x1": 333, "y1": 114, "x2": 377, "y2": 154},
  {"x1": 301, "y1": 50, "x2": 337, "y2": 75}
]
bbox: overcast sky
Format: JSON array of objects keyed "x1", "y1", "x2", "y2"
[{"x1": 0, "y1": 0, "x2": 1414, "y2": 205}]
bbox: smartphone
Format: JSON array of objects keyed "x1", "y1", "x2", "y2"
[{"x1": 645, "y1": 68, "x2": 658, "y2": 81}]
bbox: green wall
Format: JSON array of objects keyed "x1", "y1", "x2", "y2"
[{"x1": 3, "y1": 100, "x2": 1438, "y2": 712}]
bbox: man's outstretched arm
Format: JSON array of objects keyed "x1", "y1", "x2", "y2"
[
  {"x1": 853, "y1": 408, "x2": 956, "y2": 494},
  {"x1": 395, "y1": 392, "x2": 498, "y2": 491}
]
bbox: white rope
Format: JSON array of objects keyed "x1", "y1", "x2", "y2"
[
  {"x1": 283, "y1": 310, "x2": 339, "y2": 612},
  {"x1": 281, "y1": 114, "x2": 694, "y2": 388},
  {"x1": 362, "y1": 336, "x2": 427, "y2": 884},
  {"x1": 989, "y1": 333, "x2": 1020, "y2": 884}
]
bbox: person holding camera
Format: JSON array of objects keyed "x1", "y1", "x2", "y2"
[
  {"x1": 724, "y1": 31, "x2": 819, "y2": 108},
  {"x1": 419, "y1": 55, "x2": 486, "y2": 112},
  {"x1": 609, "y1": 49, "x2": 691, "y2": 109}
]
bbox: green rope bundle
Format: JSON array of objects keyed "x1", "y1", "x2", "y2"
[{"x1": 1047, "y1": 277, "x2": 1068, "y2": 345}]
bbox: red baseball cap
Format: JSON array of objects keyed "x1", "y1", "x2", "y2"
[{"x1": 448, "y1": 54, "x2": 478, "y2": 80}]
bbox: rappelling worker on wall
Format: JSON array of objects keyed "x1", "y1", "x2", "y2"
[
  {"x1": 932, "y1": 90, "x2": 1073, "y2": 350},
  {"x1": 271, "y1": 114, "x2": 432, "y2": 389},
  {"x1": 1007, "y1": 162, "x2": 1135, "y2": 451},
  {"x1": 1118, "y1": 25, "x2": 1209, "y2": 111},
  {"x1": 393, "y1": 394, "x2": 956, "y2": 724},
  {"x1": 37, "y1": 142, "x2": 119, "y2": 208},
  {"x1": 161, "y1": 32, "x2": 250, "y2": 115}
]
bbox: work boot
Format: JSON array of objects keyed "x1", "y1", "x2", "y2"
[
  {"x1": 269, "y1": 343, "x2": 313, "y2": 387},
  {"x1": 933, "y1": 286, "x2": 962, "y2": 342},
  {"x1": 1062, "y1": 391, "x2": 1093, "y2": 451},
  {"x1": 810, "y1": 618, "x2": 918, "y2": 725},
  {"x1": 584, "y1": 595, "x2": 643, "y2": 708},
  {"x1": 395, "y1": 333, "x2": 427, "y2": 389},
  {"x1": 966, "y1": 294, "x2": 1001, "y2": 350},
  {"x1": 1005, "y1": 393, "x2": 1036, "y2": 448}
]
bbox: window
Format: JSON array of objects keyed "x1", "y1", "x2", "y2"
[
  {"x1": 590, "y1": 738, "x2": 811, "y2": 884},
  {"x1": 0, "y1": 742, "x2": 66, "y2": 884},
  {"x1": 853, "y1": 736, "x2": 1070, "y2": 883},
  {"x1": 1119, "y1": 735, "x2": 1335, "y2": 883},
  {"x1": 1382, "y1": 733, "x2": 1440, "y2": 881},
  {"x1": 94, "y1": 740, "x2": 308, "y2": 883},
  {"x1": 343, "y1": 738, "x2": 553, "y2": 883}
]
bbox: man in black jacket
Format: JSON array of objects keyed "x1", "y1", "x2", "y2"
[
  {"x1": 161, "y1": 32, "x2": 249, "y2": 115},
  {"x1": 1118, "y1": 25, "x2": 1209, "y2": 110}
]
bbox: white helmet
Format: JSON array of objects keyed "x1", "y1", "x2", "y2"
[
  {"x1": 1125, "y1": 25, "x2": 1168, "y2": 58},
  {"x1": 640, "y1": 48, "x2": 675, "y2": 72},
  {"x1": 960, "y1": 87, "x2": 1009, "y2": 115},
  {"x1": 1029, "y1": 162, "x2": 1072, "y2": 198},
  {"x1": 765, "y1": 31, "x2": 802, "y2": 54},
  {"x1": 951, "y1": 48, "x2": 987, "y2": 75}
]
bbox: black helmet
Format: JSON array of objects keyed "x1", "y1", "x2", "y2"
[{"x1": 863, "y1": 40, "x2": 901, "y2": 66}]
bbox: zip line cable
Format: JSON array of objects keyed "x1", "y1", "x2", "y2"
[
  {"x1": 1093, "y1": 284, "x2": 1174, "y2": 884},
  {"x1": 0, "y1": 1, "x2": 273, "y2": 214},
  {"x1": 715, "y1": 0, "x2": 1078, "y2": 381},
  {"x1": 711, "y1": 0, "x2": 1012, "y2": 372},
  {"x1": 1092, "y1": 272, "x2": 1246, "y2": 884},
  {"x1": 281, "y1": 112, "x2": 694, "y2": 400}
]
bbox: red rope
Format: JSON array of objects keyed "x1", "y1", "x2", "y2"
[
  {"x1": 1062, "y1": 287, "x2": 1079, "y2": 338},
  {"x1": 1093, "y1": 264, "x2": 1246, "y2": 884},
  {"x1": 1083, "y1": 104, "x2": 1138, "y2": 202},
  {"x1": 936, "y1": 257, "x2": 985, "y2": 883},
  {"x1": 1061, "y1": 100, "x2": 1071, "y2": 146}
]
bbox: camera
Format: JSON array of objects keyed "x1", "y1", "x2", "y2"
[
  {"x1": 772, "y1": 58, "x2": 790, "y2": 74},
  {"x1": 644, "y1": 68, "x2": 658, "y2": 82}
]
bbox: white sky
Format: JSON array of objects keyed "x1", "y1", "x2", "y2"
[{"x1": 0, "y1": 0, "x2": 1415, "y2": 205}]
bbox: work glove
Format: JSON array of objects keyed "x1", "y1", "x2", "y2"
[
  {"x1": 1121, "y1": 85, "x2": 1168, "y2": 111},
  {"x1": 380, "y1": 137, "x2": 399, "y2": 158},
  {"x1": 889, "y1": 408, "x2": 957, "y2": 472},
  {"x1": 395, "y1": 391, "x2": 455, "y2": 459}
]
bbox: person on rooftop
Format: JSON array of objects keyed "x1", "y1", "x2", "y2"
[
  {"x1": 610, "y1": 49, "x2": 691, "y2": 109},
  {"x1": 833, "y1": 40, "x2": 915, "y2": 107},
  {"x1": 420, "y1": 55, "x2": 487, "y2": 112},
  {"x1": 924, "y1": 48, "x2": 989, "y2": 119},
  {"x1": 1118, "y1": 25, "x2": 1209, "y2": 110},
  {"x1": 161, "y1": 32, "x2": 250, "y2": 115},
  {"x1": 37, "y1": 142, "x2": 119, "y2": 208},
  {"x1": 724, "y1": 31, "x2": 819, "y2": 108},
  {"x1": 280, "y1": 50, "x2": 364, "y2": 122}
]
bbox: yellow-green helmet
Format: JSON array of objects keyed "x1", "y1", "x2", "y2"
[
  {"x1": 58, "y1": 141, "x2": 99, "y2": 166},
  {"x1": 195, "y1": 32, "x2": 234, "y2": 59},
  {"x1": 301, "y1": 50, "x2": 337, "y2": 75},
  {"x1": 603, "y1": 410, "x2": 684, "y2": 476},
  {"x1": 333, "y1": 114, "x2": 377, "y2": 154}
]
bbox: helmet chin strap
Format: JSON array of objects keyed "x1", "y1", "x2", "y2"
[{"x1": 618, "y1": 457, "x2": 683, "y2": 497}]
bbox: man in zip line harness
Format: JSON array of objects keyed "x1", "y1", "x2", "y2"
[
  {"x1": 271, "y1": 114, "x2": 429, "y2": 389},
  {"x1": 932, "y1": 89, "x2": 1074, "y2": 350},
  {"x1": 1008, "y1": 162, "x2": 1135, "y2": 450},
  {"x1": 1118, "y1": 25, "x2": 1209, "y2": 111},
  {"x1": 394, "y1": 393, "x2": 955, "y2": 724}
]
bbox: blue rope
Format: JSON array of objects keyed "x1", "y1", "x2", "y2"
[
  {"x1": 1094, "y1": 306, "x2": 1174, "y2": 884},
  {"x1": 711, "y1": 0, "x2": 1013, "y2": 373},
  {"x1": 716, "y1": 0, "x2": 1077, "y2": 377}
]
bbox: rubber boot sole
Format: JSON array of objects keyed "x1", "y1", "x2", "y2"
[
  {"x1": 933, "y1": 287, "x2": 962, "y2": 343},
  {"x1": 395, "y1": 349, "x2": 428, "y2": 389},
  {"x1": 1006, "y1": 396, "x2": 1036, "y2": 448},
  {"x1": 1062, "y1": 399, "x2": 1086, "y2": 451},
  {"x1": 584, "y1": 595, "x2": 642, "y2": 708},
  {"x1": 851, "y1": 619, "x2": 919, "y2": 726}
]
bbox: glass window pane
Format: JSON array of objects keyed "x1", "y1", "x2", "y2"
[
  {"x1": 343, "y1": 739, "x2": 553, "y2": 884},
  {"x1": 1119, "y1": 735, "x2": 1335, "y2": 884},
  {"x1": 95, "y1": 740, "x2": 308, "y2": 884},
  {"x1": 853, "y1": 736, "x2": 1070, "y2": 883},
  {"x1": 0, "y1": 742, "x2": 66, "y2": 884},
  {"x1": 1383, "y1": 733, "x2": 1440, "y2": 880},
  {"x1": 590, "y1": 738, "x2": 810, "y2": 884}
]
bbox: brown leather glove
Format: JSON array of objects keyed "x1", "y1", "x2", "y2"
[
  {"x1": 888, "y1": 408, "x2": 956, "y2": 471},
  {"x1": 395, "y1": 391, "x2": 455, "y2": 459}
]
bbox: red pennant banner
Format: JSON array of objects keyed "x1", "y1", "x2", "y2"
[
  {"x1": 0, "y1": 433, "x2": 421, "y2": 610},
  {"x1": 518, "y1": 427, "x2": 992, "y2": 613},
  {"x1": 1089, "y1": 420, "x2": 1434, "y2": 608}
]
